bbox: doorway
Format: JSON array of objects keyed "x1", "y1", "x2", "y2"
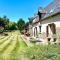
[
  {"x1": 34, "y1": 27, "x2": 37, "y2": 37},
  {"x1": 46, "y1": 23, "x2": 56, "y2": 42}
]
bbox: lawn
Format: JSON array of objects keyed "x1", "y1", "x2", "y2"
[
  {"x1": 0, "y1": 31, "x2": 60, "y2": 60},
  {"x1": 0, "y1": 31, "x2": 28, "y2": 60}
]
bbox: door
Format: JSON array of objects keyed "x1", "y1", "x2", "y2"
[{"x1": 34, "y1": 27, "x2": 37, "y2": 37}]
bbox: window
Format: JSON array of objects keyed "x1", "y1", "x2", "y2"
[
  {"x1": 50, "y1": 9, "x2": 54, "y2": 13},
  {"x1": 49, "y1": 7, "x2": 56, "y2": 13},
  {"x1": 39, "y1": 26, "x2": 41, "y2": 33}
]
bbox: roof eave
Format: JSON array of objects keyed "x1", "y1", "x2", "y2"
[{"x1": 42, "y1": 11, "x2": 60, "y2": 21}]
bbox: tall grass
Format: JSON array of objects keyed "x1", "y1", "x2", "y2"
[{"x1": 23, "y1": 44, "x2": 60, "y2": 60}]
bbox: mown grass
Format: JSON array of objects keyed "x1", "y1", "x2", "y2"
[
  {"x1": 9, "y1": 35, "x2": 27, "y2": 60},
  {"x1": 0, "y1": 36, "x2": 10, "y2": 45},
  {"x1": 0, "y1": 38, "x2": 13, "y2": 53},
  {"x1": 10, "y1": 39, "x2": 20, "y2": 60},
  {"x1": 0, "y1": 36, "x2": 5, "y2": 40}
]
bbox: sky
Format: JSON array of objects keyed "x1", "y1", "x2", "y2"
[{"x1": 0, "y1": 0, "x2": 53, "y2": 22}]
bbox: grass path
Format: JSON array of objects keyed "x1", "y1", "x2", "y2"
[
  {"x1": 9, "y1": 34, "x2": 27, "y2": 60},
  {"x1": 0, "y1": 31, "x2": 28, "y2": 60}
]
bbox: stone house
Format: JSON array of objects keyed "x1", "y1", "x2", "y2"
[{"x1": 29, "y1": 0, "x2": 60, "y2": 43}]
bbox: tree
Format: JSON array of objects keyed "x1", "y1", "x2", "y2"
[
  {"x1": 25, "y1": 22, "x2": 29, "y2": 32},
  {"x1": 0, "y1": 16, "x2": 18, "y2": 30},
  {"x1": 17, "y1": 18, "x2": 25, "y2": 31},
  {"x1": 0, "y1": 17, "x2": 5, "y2": 27},
  {"x1": 8, "y1": 22, "x2": 18, "y2": 30},
  {"x1": 0, "y1": 16, "x2": 10, "y2": 30},
  {"x1": 2, "y1": 16, "x2": 9, "y2": 30},
  {"x1": 0, "y1": 17, "x2": 5, "y2": 31}
]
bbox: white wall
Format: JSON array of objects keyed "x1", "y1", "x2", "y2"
[
  {"x1": 41, "y1": 14, "x2": 60, "y2": 33},
  {"x1": 41, "y1": 14, "x2": 60, "y2": 41}
]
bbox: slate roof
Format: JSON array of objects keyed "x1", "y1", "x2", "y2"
[{"x1": 42, "y1": 0, "x2": 60, "y2": 19}]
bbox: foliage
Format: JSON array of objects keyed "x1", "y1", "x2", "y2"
[
  {"x1": 8, "y1": 22, "x2": 18, "y2": 30},
  {"x1": 0, "y1": 16, "x2": 29, "y2": 31},
  {"x1": 0, "y1": 17, "x2": 5, "y2": 28},
  {"x1": 3, "y1": 16, "x2": 9, "y2": 29},
  {"x1": 0, "y1": 16, "x2": 9, "y2": 30},
  {"x1": 25, "y1": 22, "x2": 29, "y2": 32},
  {"x1": 0, "y1": 16, "x2": 18, "y2": 30},
  {"x1": 17, "y1": 18, "x2": 25, "y2": 30}
]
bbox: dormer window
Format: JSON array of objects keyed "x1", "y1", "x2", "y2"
[
  {"x1": 49, "y1": 6, "x2": 57, "y2": 13},
  {"x1": 50, "y1": 9, "x2": 54, "y2": 13},
  {"x1": 39, "y1": 25, "x2": 42, "y2": 33}
]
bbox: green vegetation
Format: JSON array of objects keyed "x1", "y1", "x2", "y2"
[
  {"x1": 24, "y1": 44, "x2": 60, "y2": 60},
  {"x1": 17, "y1": 18, "x2": 25, "y2": 30},
  {"x1": 0, "y1": 16, "x2": 29, "y2": 32},
  {"x1": 0, "y1": 16, "x2": 18, "y2": 30}
]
